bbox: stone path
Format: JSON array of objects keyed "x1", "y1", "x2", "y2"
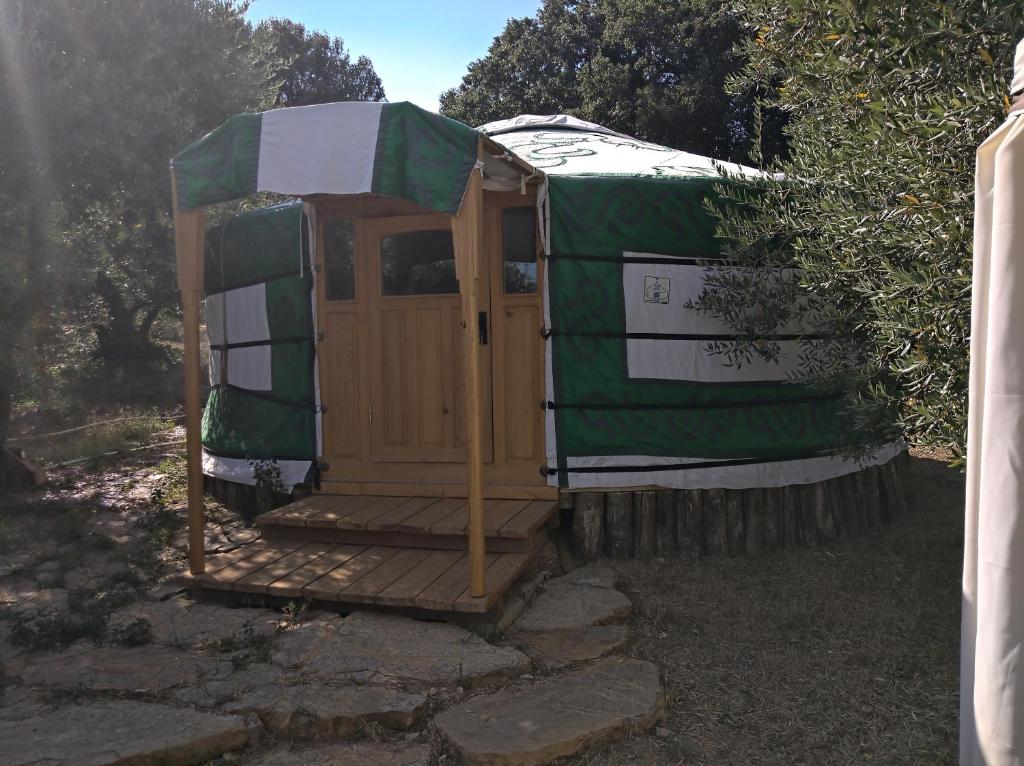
[
  {"x1": 0, "y1": 701, "x2": 250, "y2": 766},
  {"x1": 436, "y1": 657, "x2": 664, "y2": 765},
  {"x1": 0, "y1": 562, "x2": 661, "y2": 765}
]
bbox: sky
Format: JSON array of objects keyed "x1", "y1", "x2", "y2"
[{"x1": 245, "y1": 1, "x2": 542, "y2": 113}]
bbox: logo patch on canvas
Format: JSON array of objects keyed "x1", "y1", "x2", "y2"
[{"x1": 643, "y1": 275, "x2": 670, "y2": 304}]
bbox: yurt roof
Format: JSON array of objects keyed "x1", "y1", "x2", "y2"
[
  {"x1": 172, "y1": 103, "x2": 773, "y2": 215},
  {"x1": 480, "y1": 113, "x2": 767, "y2": 180}
]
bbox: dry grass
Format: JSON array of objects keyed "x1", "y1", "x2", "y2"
[
  {"x1": 8, "y1": 412, "x2": 179, "y2": 467},
  {"x1": 571, "y1": 450, "x2": 961, "y2": 765}
]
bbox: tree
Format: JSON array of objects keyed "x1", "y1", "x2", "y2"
[
  {"x1": 439, "y1": 0, "x2": 786, "y2": 162},
  {"x1": 256, "y1": 18, "x2": 385, "y2": 106},
  {"x1": 0, "y1": 0, "x2": 278, "y2": 479},
  {"x1": 691, "y1": 0, "x2": 1023, "y2": 457}
]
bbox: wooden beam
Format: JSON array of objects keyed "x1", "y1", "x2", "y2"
[
  {"x1": 452, "y1": 144, "x2": 487, "y2": 597},
  {"x1": 170, "y1": 168, "x2": 207, "y2": 576}
]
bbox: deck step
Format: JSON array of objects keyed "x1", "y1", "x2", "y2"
[
  {"x1": 179, "y1": 539, "x2": 531, "y2": 615},
  {"x1": 255, "y1": 496, "x2": 558, "y2": 553}
]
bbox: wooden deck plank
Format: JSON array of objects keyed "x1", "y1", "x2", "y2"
[
  {"x1": 233, "y1": 542, "x2": 334, "y2": 594},
  {"x1": 304, "y1": 495, "x2": 379, "y2": 528},
  {"x1": 452, "y1": 553, "x2": 530, "y2": 613},
  {"x1": 413, "y1": 553, "x2": 498, "y2": 612},
  {"x1": 270, "y1": 495, "x2": 352, "y2": 526},
  {"x1": 394, "y1": 497, "x2": 467, "y2": 534},
  {"x1": 376, "y1": 550, "x2": 463, "y2": 606},
  {"x1": 430, "y1": 498, "x2": 501, "y2": 536},
  {"x1": 266, "y1": 544, "x2": 367, "y2": 598},
  {"x1": 499, "y1": 500, "x2": 558, "y2": 538},
  {"x1": 340, "y1": 548, "x2": 432, "y2": 602},
  {"x1": 364, "y1": 497, "x2": 441, "y2": 532},
  {"x1": 483, "y1": 499, "x2": 532, "y2": 537},
  {"x1": 199, "y1": 541, "x2": 303, "y2": 586},
  {"x1": 335, "y1": 496, "x2": 412, "y2": 531},
  {"x1": 303, "y1": 546, "x2": 399, "y2": 599},
  {"x1": 202, "y1": 539, "x2": 269, "y2": 574},
  {"x1": 259, "y1": 494, "x2": 334, "y2": 521}
]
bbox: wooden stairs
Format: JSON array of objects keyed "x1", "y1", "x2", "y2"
[{"x1": 180, "y1": 495, "x2": 559, "y2": 618}]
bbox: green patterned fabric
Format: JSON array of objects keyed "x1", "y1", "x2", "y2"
[
  {"x1": 174, "y1": 113, "x2": 261, "y2": 210},
  {"x1": 202, "y1": 202, "x2": 316, "y2": 463},
  {"x1": 371, "y1": 102, "x2": 481, "y2": 214},
  {"x1": 545, "y1": 175, "x2": 844, "y2": 482}
]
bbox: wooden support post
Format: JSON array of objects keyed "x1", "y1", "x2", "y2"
[
  {"x1": 452, "y1": 150, "x2": 487, "y2": 597},
  {"x1": 170, "y1": 168, "x2": 206, "y2": 576}
]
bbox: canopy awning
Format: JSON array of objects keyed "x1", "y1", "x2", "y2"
[{"x1": 172, "y1": 101, "x2": 535, "y2": 213}]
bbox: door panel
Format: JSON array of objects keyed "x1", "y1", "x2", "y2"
[
  {"x1": 315, "y1": 196, "x2": 550, "y2": 498},
  {"x1": 366, "y1": 215, "x2": 491, "y2": 463}
]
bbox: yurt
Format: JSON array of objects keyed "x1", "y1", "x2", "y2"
[{"x1": 170, "y1": 103, "x2": 906, "y2": 616}]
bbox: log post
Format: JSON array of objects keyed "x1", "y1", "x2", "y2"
[
  {"x1": 655, "y1": 489, "x2": 676, "y2": 556},
  {"x1": 451, "y1": 148, "x2": 487, "y2": 597},
  {"x1": 812, "y1": 481, "x2": 837, "y2": 542},
  {"x1": 762, "y1": 487, "x2": 780, "y2": 551},
  {"x1": 605, "y1": 492, "x2": 634, "y2": 558},
  {"x1": 743, "y1": 488, "x2": 764, "y2": 556},
  {"x1": 781, "y1": 485, "x2": 799, "y2": 548},
  {"x1": 704, "y1": 488, "x2": 727, "y2": 555},
  {"x1": 171, "y1": 168, "x2": 207, "y2": 576},
  {"x1": 725, "y1": 490, "x2": 744, "y2": 556},
  {"x1": 573, "y1": 492, "x2": 605, "y2": 560},
  {"x1": 680, "y1": 489, "x2": 704, "y2": 557},
  {"x1": 634, "y1": 491, "x2": 658, "y2": 558}
]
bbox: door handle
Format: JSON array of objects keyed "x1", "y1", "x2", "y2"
[{"x1": 478, "y1": 311, "x2": 489, "y2": 345}]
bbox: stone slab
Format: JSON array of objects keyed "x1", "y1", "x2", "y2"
[
  {"x1": 273, "y1": 611, "x2": 529, "y2": 688},
  {"x1": 107, "y1": 598, "x2": 278, "y2": 647},
  {"x1": 0, "y1": 700, "x2": 249, "y2": 765},
  {"x1": 11, "y1": 645, "x2": 229, "y2": 692},
  {"x1": 224, "y1": 682, "x2": 427, "y2": 738},
  {"x1": 250, "y1": 741, "x2": 431, "y2": 765},
  {"x1": 513, "y1": 566, "x2": 631, "y2": 634},
  {"x1": 435, "y1": 657, "x2": 663, "y2": 766},
  {"x1": 513, "y1": 624, "x2": 629, "y2": 670}
]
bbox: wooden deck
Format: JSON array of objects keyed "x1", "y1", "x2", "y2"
[
  {"x1": 182, "y1": 495, "x2": 559, "y2": 617},
  {"x1": 255, "y1": 495, "x2": 557, "y2": 553}
]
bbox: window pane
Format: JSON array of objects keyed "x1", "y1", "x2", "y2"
[
  {"x1": 323, "y1": 219, "x2": 355, "y2": 300},
  {"x1": 502, "y1": 207, "x2": 537, "y2": 294},
  {"x1": 381, "y1": 229, "x2": 458, "y2": 295}
]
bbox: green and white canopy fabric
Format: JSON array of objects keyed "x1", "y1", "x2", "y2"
[
  {"x1": 484, "y1": 115, "x2": 902, "y2": 489},
  {"x1": 201, "y1": 201, "x2": 317, "y2": 491},
  {"x1": 173, "y1": 102, "x2": 483, "y2": 214}
]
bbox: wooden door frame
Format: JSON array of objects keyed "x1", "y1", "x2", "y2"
[{"x1": 312, "y1": 185, "x2": 554, "y2": 500}]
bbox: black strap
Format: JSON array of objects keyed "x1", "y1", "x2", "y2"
[
  {"x1": 211, "y1": 336, "x2": 313, "y2": 351},
  {"x1": 542, "y1": 329, "x2": 834, "y2": 342},
  {"x1": 542, "y1": 393, "x2": 834, "y2": 411},
  {"x1": 542, "y1": 451, "x2": 828, "y2": 476}
]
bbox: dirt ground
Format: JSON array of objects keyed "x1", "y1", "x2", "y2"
[
  {"x1": 0, "y1": 445, "x2": 961, "y2": 764},
  {"x1": 576, "y1": 449, "x2": 962, "y2": 765}
]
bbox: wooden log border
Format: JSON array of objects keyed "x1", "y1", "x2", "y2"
[{"x1": 561, "y1": 453, "x2": 912, "y2": 560}]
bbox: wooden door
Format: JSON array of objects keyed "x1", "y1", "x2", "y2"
[
  {"x1": 364, "y1": 214, "x2": 492, "y2": 463},
  {"x1": 315, "y1": 195, "x2": 553, "y2": 499}
]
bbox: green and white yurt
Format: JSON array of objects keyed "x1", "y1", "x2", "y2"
[{"x1": 171, "y1": 103, "x2": 906, "y2": 579}]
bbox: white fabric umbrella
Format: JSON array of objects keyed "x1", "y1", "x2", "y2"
[{"x1": 963, "y1": 37, "x2": 1024, "y2": 766}]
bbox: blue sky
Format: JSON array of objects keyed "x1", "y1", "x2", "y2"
[{"x1": 245, "y1": 1, "x2": 542, "y2": 113}]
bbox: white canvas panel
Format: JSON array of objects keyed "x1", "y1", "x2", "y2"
[
  {"x1": 202, "y1": 451, "x2": 311, "y2": 492},
  {"x1": 622, "y1": 258, "x2": 811, "y2": 336},
  {"x1": 626, "y1": 338, "x2": 800, "y2": 383},
  {"x1": 257, "y1": 102, "x2": 383, "y2": 196},
  {"x1": 962, "y1": 95, "x2": 1024, "y2": 765},
  {"x1": 204, "y1": 283, "x2": 270, "y2": 346},
  {"x1": 552, "y1": 442, "x2": 904, "y2": 490},
  {"x1": 208, "y1": 346, "x2": 272, "y2": 391}
]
